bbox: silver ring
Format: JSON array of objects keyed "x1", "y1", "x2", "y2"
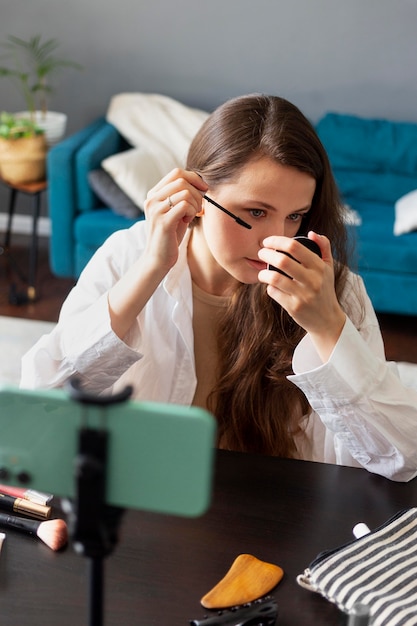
[{"x1": 168, "y1": 196, "x2": 174, "y2": 209}]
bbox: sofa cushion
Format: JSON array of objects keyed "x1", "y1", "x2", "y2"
[
  {"x1": 332, "y1": 169, "x2": 417, "y2": 205},
  {"x1": 394, "y1": 189, "x2": 417, "y2": 236},
  {"x1": 74, "y1": 210, "x2": 143, "y2": 277},
  {"x1": 74, "y1": 208, "x2": 142, "y2": 249},
  {"x1": 102, "y1": 146, "x2": 167, "y2": 209},
  {"x1": 88, "y1": 169, "x2": 143, "y2": 219},
  {"x1": 75, "y1": 121, "x2": 127, "y2": 212},
  {"x1": 349, "y1": 199, "x2": 417, "y2": 275},
  {"x1": 316, "y1": 113, "x2": 417, "y2": 176}
]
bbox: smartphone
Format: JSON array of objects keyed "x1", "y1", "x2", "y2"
[{"x1": 0, "y1": 385, "x2": 216, "y2": 517}]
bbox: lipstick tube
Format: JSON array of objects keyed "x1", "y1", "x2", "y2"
[
  {"x1": 0, "y1": 493, "x2": 51, "y2": 521},
  {"x1": 0, "y1": 484, "x2": 53, "y2": 506}
]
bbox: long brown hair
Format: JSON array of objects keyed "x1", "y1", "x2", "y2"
[{"x1": 186, "y1": 94, "x2": 352, "y2": 457}]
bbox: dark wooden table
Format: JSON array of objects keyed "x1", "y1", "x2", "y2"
[{"x1": 0, "y1": 450, "x2": 416, "y2": 625}]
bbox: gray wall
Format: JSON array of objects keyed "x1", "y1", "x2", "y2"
[{"x1": 2, "y1": 0, "x2": 417, "y2": 219}]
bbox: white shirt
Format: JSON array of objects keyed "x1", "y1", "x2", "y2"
[{"x1": 21, "y1": 222, "x2": 417, "y2": 482}]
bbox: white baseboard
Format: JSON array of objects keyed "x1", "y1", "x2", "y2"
[{"x1": 0, "y1": 214, "x2": 51, "y2": 237}]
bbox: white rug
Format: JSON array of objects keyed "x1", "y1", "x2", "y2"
[
  {"x1": 0, "y1": 315, "x2": 55, "y2": 387},
  {"x1": 0, "y1": 314, "x2": 417, "y2": 390}
]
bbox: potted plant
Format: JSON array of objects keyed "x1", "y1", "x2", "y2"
[
  {"x1": 0, "y1": 34, "x2": 82, "y2": 145},
  {"x1": 0, "y1": 111, "x2": 47, "y2": 184}
]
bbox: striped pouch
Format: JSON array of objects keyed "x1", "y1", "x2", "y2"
[{"x1": 297, "y1": 508, "x2": 417, "y2": 625}]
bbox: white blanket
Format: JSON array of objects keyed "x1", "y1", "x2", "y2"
[{"x1": 103, "y1": 93, "x2": 209, "y2": 208}]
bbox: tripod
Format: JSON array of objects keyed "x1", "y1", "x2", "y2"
[{"x1": 67, "y1": 378, "x2": 133, "y2": 626}]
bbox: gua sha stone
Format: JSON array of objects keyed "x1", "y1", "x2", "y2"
[{"x1": 200, "y1": 553, "x2": 284, "y2": 609}]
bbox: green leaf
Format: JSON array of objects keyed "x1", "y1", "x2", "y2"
[{"x1": 0, "y1": 34, "x2": 83, "y2": 113}]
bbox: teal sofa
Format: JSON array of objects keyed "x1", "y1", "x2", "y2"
[
  {"x1": 47, "y1": 117, "x2": 144, "y2": 278},
  {"x1": 47, "y1": 113, "x2": 417, "y2": 315},
  {"x1": 316, "y1": 113, "x2": 417, "y2": 316}
]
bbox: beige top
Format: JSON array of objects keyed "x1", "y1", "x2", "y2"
[{"x1": 191, "y1": 281, "x2": 230, "y2": 411}]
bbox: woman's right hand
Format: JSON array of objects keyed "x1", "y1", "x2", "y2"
[
  {"x1": 144, "y1": 169, "x2": 208, "y2": 273},
  {"x1": 108, "y1": 169, "x2": 207, "y2": 340}
]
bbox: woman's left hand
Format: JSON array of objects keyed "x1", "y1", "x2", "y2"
[{"x1": 258, "y1": 232, "x2": 346, "y2": 362}]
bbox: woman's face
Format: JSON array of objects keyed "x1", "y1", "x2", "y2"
[{"x1": 191, "y1": 157, "x2": 316, "y2": 294}]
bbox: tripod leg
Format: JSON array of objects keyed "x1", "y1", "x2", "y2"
[{"x1": 89, "y1": 557, "x2": 104, "y2": 626}]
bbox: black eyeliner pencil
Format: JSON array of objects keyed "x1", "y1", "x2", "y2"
[{"x1": 0, "y1": 492, "x2": 51, "y2": 520}]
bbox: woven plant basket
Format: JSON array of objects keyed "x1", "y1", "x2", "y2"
[{"x1": 0, "y1": 134, "x2": 47, "y2": 185}]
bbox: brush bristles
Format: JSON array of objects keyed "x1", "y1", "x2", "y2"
[{"x1": 36, "y1": 518, "x2": 68, "y2": 551}]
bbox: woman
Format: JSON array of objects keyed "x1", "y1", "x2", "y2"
[{"x1": 21, "y1": 94, "x2": 417, "y2": 481}]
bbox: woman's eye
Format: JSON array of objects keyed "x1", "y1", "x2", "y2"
[
  {"x1": 249, "y1": 208, "x2": 266, "y2": 218},
  {"x1": 287, "y1": 213, "x2": 304, "y2": 222}
]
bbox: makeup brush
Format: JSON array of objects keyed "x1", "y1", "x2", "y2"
[{"x1": 0, "y1": 512, "x2": 68, "y2": 551}]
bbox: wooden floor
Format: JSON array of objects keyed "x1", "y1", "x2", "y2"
[
  {"x1": 1, "y1": 236, "x2": 417, "y2": 363},
  {"x1": 0, "y1": 236, "x2": 75, "y2": 323}
]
